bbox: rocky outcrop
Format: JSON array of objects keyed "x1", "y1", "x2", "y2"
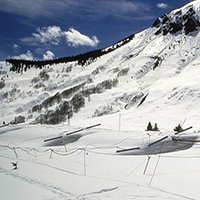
[{"x1": 153, "y1": 6, "x2": 200, "y2": 35}]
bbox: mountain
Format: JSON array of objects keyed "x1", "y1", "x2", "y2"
[
  {"x1": 153, "y1": 1, "x2": 200, "y2": 35},
  {"x1": 2, "y1": 0, "x2": 200, "y2": 130}
]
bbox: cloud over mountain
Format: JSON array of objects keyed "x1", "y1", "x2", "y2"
[
  {"x1": 21, "y1": 26, "x2": 63, "y2": 46},
  {"x1": 65, "y1": 28, "x2": 99, "y2": 47},
  {"x1": 43, "y1": 51, "x2": 55, "y2": 60},
  {"x1": 157, "y1": 3, "x2": 168, "y2": 9},
  {"x1": 21, "y1": 26, "x2": 99, "y2": 48},
  {"x1": 11, "y1": 50, "x2": 34, "y2": 60},
  {"x1": 0, "y1": 0, "x2": 152, "y2": 19}
]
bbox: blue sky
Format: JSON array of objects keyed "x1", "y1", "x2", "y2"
[{"x1": 0, "y1": 0, "x2": 193, "y2": 61}]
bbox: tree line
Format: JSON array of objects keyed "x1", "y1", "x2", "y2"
[{"x1": 6, "y1": 33, "x2": 136, "y2": 73}]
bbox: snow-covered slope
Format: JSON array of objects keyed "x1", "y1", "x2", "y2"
[
  {"x1": 2, "y1": 1, "x2": 200, "y2": 129},
  {"x1": 2, "y1": 1, "x2": 200, "y2": 199},
  {"x1": 1, "y1": 124, "x2": 200, "y2": 200}
]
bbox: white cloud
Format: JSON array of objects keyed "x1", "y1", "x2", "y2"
[
  {"x1": 0, "y1": 0, "x2": 152, "y2": 19},
  {"x1": 43, "y1": 51, "x2": 55, "y2": 60},
  {"x1": 65, "y1": 28, "x2": 99, "y2": 47},
  {"x1": 21, "y1": 26, "x2": 99, "y2": 48},
  {"x1": 157, "y1": 3, "x2": 168, "y2": 9},
  {"x1": 11, "y1": 50, "x2": 34, "y2": 60},
  {"x1": 12, "y1": 44, "x2": 20, "y2": 52},
  {"x1": 33, "y1": 26, "x2": 63, "y2": 45},
  {"x1": 13, "y1": 44, "x2": 19, "y2": 49},
  {"x1": 0, "y1": 0, "x2": 55, "y2": 17},
  {"x1": 21, "y1": 26, "x2": 63, "y2": 46},
  {"x1": 97, "y1": 0, "x2": 151, "y2": 16}
]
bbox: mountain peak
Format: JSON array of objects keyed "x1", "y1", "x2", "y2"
[
  {"x1": 172, "y1": 0, "x2": 200, "y2": 14},
  {"x1": 152, "y1": 0, "x2": 200, "y2": 35}
]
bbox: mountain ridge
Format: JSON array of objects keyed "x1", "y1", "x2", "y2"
[
  {"x1": 1, "y1": 1, "x2": 200, "y2": 130},
  {"x1": 6, "y1": 1, "x2": 200, "y2": 72}
]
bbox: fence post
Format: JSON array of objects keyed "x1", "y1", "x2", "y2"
[
  {"x1": 119, "y1": 113, "x2": 121, "y2": 131},
  {"x1": 84, "y1": 148, "x2": 86, "y2": 176}
]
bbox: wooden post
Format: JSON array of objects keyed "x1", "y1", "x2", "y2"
[
  {"x1": 143, "y1": 156, "x2": 151, "y2": 175},
  {"x1": 13, "y1": 147, "x2": 18, "y2": 159},
  {"x1": 84, "y1": 148, "x2": 86, "y2": 176},
  {"x1": 62, "y1": 140, "x2": 67, "y2": 152},
  {"x1": 148, "y1": 154, "x2": 161, "y2": 186},
  {"x1": 119, "y1": 113, "x2": 121, "y2": 131},
  {"x1": 68, "y1": 113, "x2": 70, "y2": 125},
  {"x1": 49, "y1": 149, "x2": 53, "y2": 159}
]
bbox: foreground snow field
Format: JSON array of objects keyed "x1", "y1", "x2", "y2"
[{"x1": 1, "y1": 123, "x2": 200, "y2": 200}]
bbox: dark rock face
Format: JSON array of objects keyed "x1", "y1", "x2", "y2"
[{"x1": 152, "y1": 6, "x2": 200, "y2": 35}]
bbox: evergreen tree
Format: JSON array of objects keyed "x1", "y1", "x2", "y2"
[
  {"x1": 153, "y1": 123, "x2": 160, "y2": 131},
  {"x1": 146, "y1": 122, "x2": 153, "y2": 131},
  {"x1": 174, "y1": 123, "x2": 183, "y2": 133}
]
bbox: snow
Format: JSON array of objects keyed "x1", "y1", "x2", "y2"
[
  {"x1": 1, "y1": 124, "x2": 200, "y2": 199},
  {"x1": 172, "y1": 0, "x2": 200, "y2": 16},
  {"x1": 2, "y1": 1, "x2": 200, "y2": 199}
]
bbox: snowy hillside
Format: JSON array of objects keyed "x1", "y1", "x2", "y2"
[
  {"x1": 2, "y1": 1, "x2": 200, "y2": 130},
  {"x1": 2, "y1": 1, "x2": 200, "y2": 199}
]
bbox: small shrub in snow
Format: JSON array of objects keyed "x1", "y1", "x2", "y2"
[
  {"x1": 151, "y1": 56, "x2": 162, "y2": 70},
  {"x1": 153, "y1": 123, "x2": 160, "y2": 131},
  {"x1": 0, "y1": 81, "x2": 5, "y2": 90},
  {"x1": 62, "y1": 65, "x2": 72, "y2": 73},
  {"x1": 31, "y1": 77, "x2": 40, "y2": 84},
  {"x1": 117, "y1": 67, "x2": 129, "y2": 77},
  {"x1": 113, "y1": 67, "x2": 119, "y2": 73},
  {"x1": 82, "y1": 87, "x2": 96, "y2": 97},
  {"x1": 2, "y1": 87, "x2": 20, "y2": 102},
  {"x1": 174, "y1": 123, "x2": 183, "y2": 132},
  {"x1": 146, "y1": 122, "x2": 153, "y2": 131},
  {"x1": 34, "y1": 82, "x2": 45, "y2": 89},
  {"x1": 71, "y1": 93, "x2": 85, "y2": 112},
  {"x1": 32, "y1": 104, "x2": 42, "y2": 112},
  {"x1": 87, "y1": 78, "x2": 93, "y2": 83},
  {"x1": 0, "y1": 71, "x2": 7, "y2": 75},
  {"x1": 11, "y1": 115, "x2": 25, "y2": 124},
  {"x1": 82, "y1": 79, "x2": 118, "y2": 97},
  {"x1": 42, "y1": 92, "x2": 61, "y2": 108},
  {"x1": 93, "y1": 104, "x2": 114, "y2": 117},
  {"x1": 59, "y1": 101, "x2": 73, "y2": 117},
  {"x1": 44, "y1": 83, "x2": 58, "y2": 91},
  {"x1": 42, "y1": 110, "x2": 64, "y2": 124},
  {"x1": 27, "y1": 114, "x2": 33, "y2": 119},
  {"x1": 61, "y1": 84, "x2": 84, "y2": 99},
  {"x1": 39, "y1": 70, "x2": 50, "y2": 81},
  {"x1": 62, "y1": 74, "x2": 69, "y2": 78},
  {"x1": 96, "y1": 78, "x2": 119, "y2": 91}
]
